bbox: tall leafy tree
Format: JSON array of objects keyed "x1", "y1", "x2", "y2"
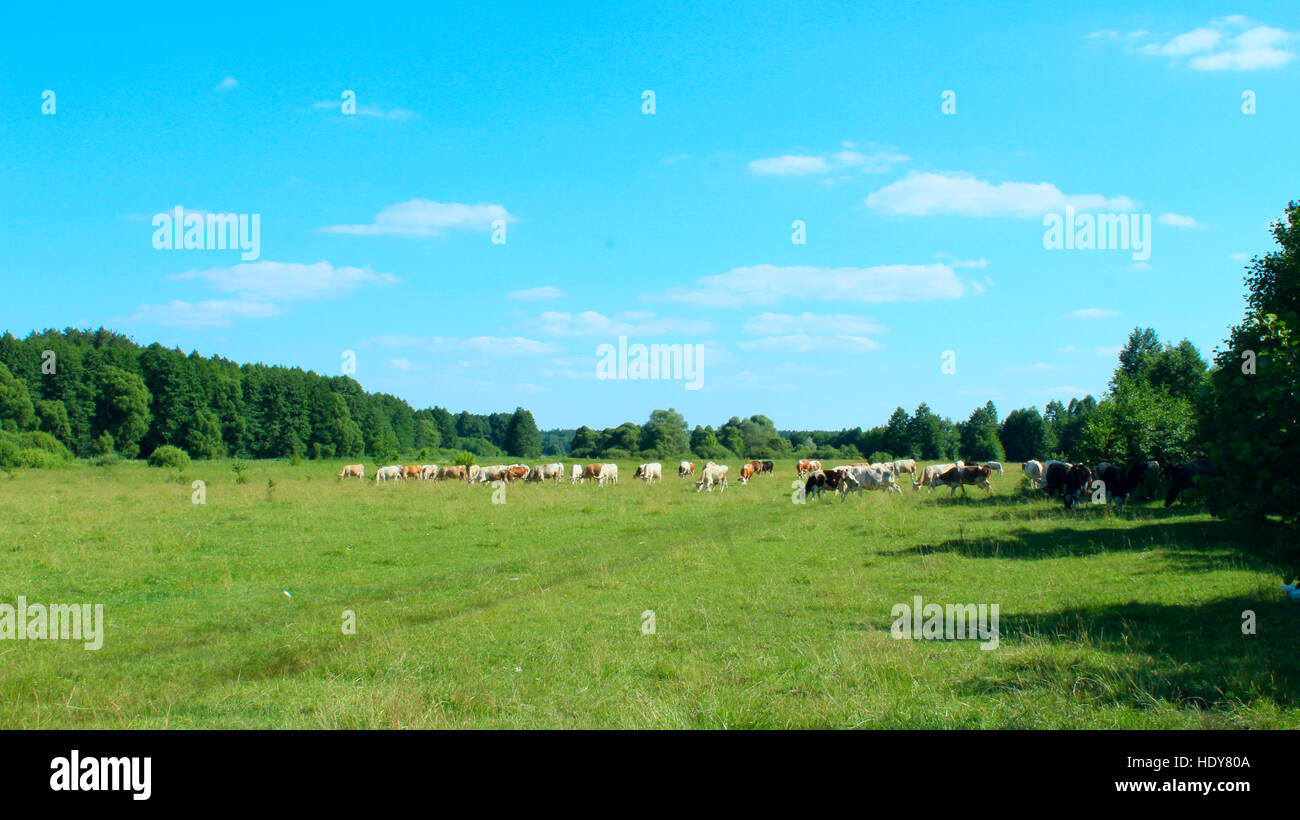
[{"x1": 503, "y1": 407, "x2": 541, "y2": 457}]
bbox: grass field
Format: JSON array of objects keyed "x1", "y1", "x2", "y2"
[{"x1": 1, "y1": 458, "x2": 1296, "y2": 729}]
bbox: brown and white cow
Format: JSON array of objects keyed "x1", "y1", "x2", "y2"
[
  {"x1": 934, "y1": 465, "x2": 994, "y2": 495},
  {"x1": 797, "y1": 458, "x2": 822, "y2": 478},
  {"x1": 505, "y1": 464, "x2": 530, "y2": 482},
  {"x1": 634, "y1": 462, "x2": 663, "y2": 482},
  {"x1": 420, "y1": 464, "x2": 438, "y2": 480},
  {"x1": 913, "y1": 463, "x2": 957, "y2": 491},
  {"x1": 580, "y1": 463, "x2": 605, "y2": 483},
  {"x1": 678, "y1": 461, "x2": 696, "y2": 478},
  {"x1": 893, "y1": 458, "x2": 917, "y2": 478},
  {"x1": 339, "y1": 463, "x2": 364, "y2": 479},
  {"x1": 740, "y1": 461, "x2": 759, "y2": 483},
  {"x1": 439, "y1": 465, "x2": 467, "y2": 481},
  {"x1": 840, "y1": 464, "x2": 902, "y2": 499}
]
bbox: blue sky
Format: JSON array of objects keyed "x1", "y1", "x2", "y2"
[{"x1": 3, "y1": 2, "x2": 1296, "y2": 430}]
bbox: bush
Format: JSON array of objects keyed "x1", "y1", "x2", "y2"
[
  {"x1": 147, "y1": 445, "x2": 191, "y2": 470},
  {"x1": 0, "y1": 430, "x2": 72, "y2": 468},
  {"x1": 452, "y1": 451, "x2": 477, "y2": 467},
  {"x1": 868, "y1": 451, "x2": 894, "y2": 463},
  {"x1": 91, "y1": 453, "x2": 123, "y2": 467}
]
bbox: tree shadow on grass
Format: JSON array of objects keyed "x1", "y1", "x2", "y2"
[
  {"x1": 883, "y1": 516, "x2": 1289, "y2": 576},
  {"x1": 966, "y1": 594, "x2": 1300, "y2": 713}
]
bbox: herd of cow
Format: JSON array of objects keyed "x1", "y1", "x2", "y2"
[{"x1": 337, "y1": 456, "x2": 1219, "y2": 508}]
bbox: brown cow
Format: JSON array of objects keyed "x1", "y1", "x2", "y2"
[
  {"x1": 339, "y1": 463, "x2": 364, "y2": 479},
  {"x1": 439, "y1": 465, "x2": 467, "y2": 480},
  {"x1": 580, "y1": 463, "x2": 604, "y2": 482},
  {"x1": 505, "y1": 464, "x2": 530, "y2": 482},
  {"x1": 401, "y1": 465, "x2": 422, "y2": 480},
  {"x1": 740, "y1": 462, "x2": 758, "y2": 483}
]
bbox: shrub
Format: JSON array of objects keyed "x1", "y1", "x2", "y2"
[
  {"x1": 147, "y1": 445, "x2": 191, "y2": 470},
  {"x1": 453, "y1": 451, "x2": 477, "y2": 467}
]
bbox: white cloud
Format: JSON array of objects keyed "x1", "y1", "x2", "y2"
[
  {"x1": 1159, "y1": 212, "x2": 1205, "y2": 229},
  {"x1": 749, "y1": 144, "x2": 909, "y2": 176},
  {"x1": 533, "y1": 310, "x2": 715, "y2": 337},
  {"x1": 506, "y1": 286, "x2": 565, "y2": 302},
  {"x1": 320, "y1": 199, "x2": 513, "y2": 236},
  {"x1": 1122, "y1": 18, "x2": 1295, "y2": 71},
  {"x1": 648, "y1": 263, "x2": 966, "y2": 308},
  {"x1": 748, "y1": 155, "x2": 831, "y2": 176},
  {"x1": 215, "y1": 77, "x2": 238, "y2": 92},
  {"x1": 1065, "y1": 308, "x2": 1119, "y2": 319},
  {"x1": 866, "y1": 172, "x2": 1136, "y2": 217},
  {"x1": 1094, "y1": 345, "x2": 1124, "y2": 357},
  {"x1": 1231, "y1": 252, "x2": 1250, "y2": 261},
  {"x1": 371, "y1": 334, "x2": 557, "y2": 355},
  {"x1": 1056, "y1": 345, "x2": 1077, "y2": 353},
  {"x1": 737, "y1": 334, "x2": 883, "y2": 353},
  {"x1": 170, "y1": 260, "x2": 397, "y2": 301},
  {"x1": 386, "y1": 358, "x2": 424, "y2": 371},
  {"x1": 952, "y1": 258, "x2": 990, "y2": 268},
  {"x1": 115, "y1": 298, "x2": 282, "y2": 329},
  {"x1": 312, "y1": 100, "x2": 415, "y2": 120},
  {"x1": 742, "y1": 312, "x2": 887, "y2": 336}
]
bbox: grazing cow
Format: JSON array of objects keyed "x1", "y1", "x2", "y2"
[
  {"x1": 1099, "y1": 461, "x2": 1159, "y2": 508},
  {"x1": 740, "y1": 462, "x2": 758, "y2": 483},
  {"x1": 634, "y1": 462, "x2": 663, "y2": 482},
  {"x1": 528, "y1": 463, "x2": 564, "y2": 483},
  {"x1": 504, "y1": 464, "x2": 530, "y2": 482},
  {"x1": 869, "y1": 462, "x2": 897, "y2": 483},
  {"x1": 401, "y1": 465, "x2": 422, "y2": 480},
  {"x1": 1045, "y1": 462, "x2": 1091, "y2": 508},
  {"x1": 466, "y1": 464, "x2": 482, "y2": 483},
  {"x1": 893, "y1": 459, "x2": 917, "y2": 479},
  {"x1": 985, "y1": 461, "x2": 1004, "y2": 475},
  {"x1": 803, "y1": 468, "x2": 846, "y2": 500},
  {"x1": 797, "y1": 458, "x2": 822, "y2": 478},
  {"x1": 339, "y1": 463, "x2": 364, "y2": 479},
  {"x1": 678, "y1": 461, "x2": 696, "y2": 478},
  {"x1": 375, "y1": 465, "x2": 404, "y2": 483},
  {"x1": 1063, "y1": 464, "x2": 1093, "y2": 509},
  {"x1": 420, "y1": 465, "x2": 438, "y2": 480},
  {"x1": 1022, "y1": 460, "x2": 1045, "y2": 489},
  {"x1": 913, "y1": 463, "x2": 957, "y2": 491},
  {"x1": 580, "y1": 463, "x2": 604, "y2": 483},
  {"x1": 473, "y1": 465, "x2": 509, "y2": 483},
  {"x1": 1164, "y1": 459, "x2": 1218, "y2": 507},
  {"x1": 840, "y1": 464, "x2": 903, "y2": 500},
  {"x1": 599, "y1": 463, "x2": 619, "y2": 486},
  {"x1": 439, "y1": 465, "x2": 467, "y2": 481},
  {"x1": 934, "y1": 465, "x2": 994, "y2": 495},
  {"x1": 696, "y1": 463, "x2": 729, "y2": 492},
  {"x1": 571, "y1": 464, "x2": 584, "y2": 484},
  {"x1": 1042, "y1": 461, "x2": 1071, "y2": 496}
]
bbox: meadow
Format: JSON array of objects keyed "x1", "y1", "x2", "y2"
[{"x1": 0, "y1": 458, "x2": 1296, "y2": 729}]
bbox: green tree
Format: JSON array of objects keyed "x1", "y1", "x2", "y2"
[
  {"x1": 1203, "y1": 201, "x2": 1300, "y2": 541},
  {"x1": 94, "y1": 365, "x2": 151, "y2": 458},
  {"x1": 503, "y1": 407, "x2": 542, "y2": 457},
  {"x1": 999, "y1": 407, "x2": 1050, "y2": 462},
  {"x1": 641, "y1": 408, "x2": 690, "y2": 457},
  {"x1": 0, "y1": 362, "x2": 36, "y2": 432}
]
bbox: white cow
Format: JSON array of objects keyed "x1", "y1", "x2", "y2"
[
  {"x1": 893, "y1": 458, "x2": 917, "y2": 478},
  {"x1": 695, "y1": 463, "x2": 729, "y2": 492},
  {"x1": 571, "y1": 464, "x2": 584, "y2": 484},
  {"x1": 635, "y1": 462, "x2": 663, "y2": 482},
  {"x1": 528, "y1": 462, "x2": 564, "y2": 482},
  {"x1": 841, "y1": 464, "x2": 903, "y2": 499},
  {"x1": 473, "y1": 465, "x2": 509, "y2": 483},
  {"x1": 1022, "y1": 460, "x2": 1045, "y2": 488},
  {"x1": 599, "y1": 463, "x2": 619, "y2": 486},
  {"x1": 376, "y1": 465, "x2": 404, "y2": 483},
  {"x1": 420, "y1": 464, "x2": 439, "y2": 480},
  {"x1": 986, "y1": 461, "x2": 1004, "y2": 475}
]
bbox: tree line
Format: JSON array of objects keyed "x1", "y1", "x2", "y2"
[{"x1": 0, "y1": 202, "x2": 1295, "y2": 538}]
